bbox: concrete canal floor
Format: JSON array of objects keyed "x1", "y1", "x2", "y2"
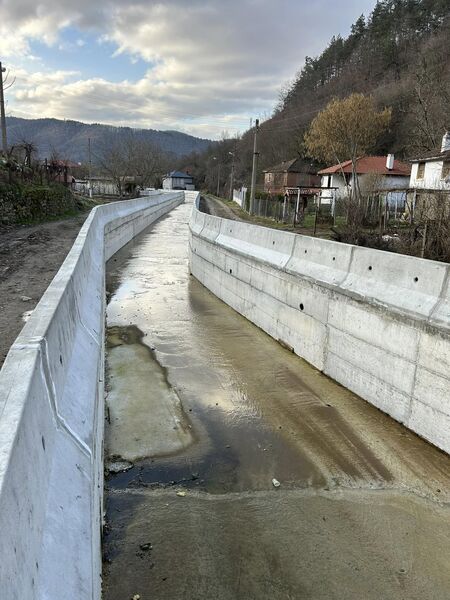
[{"x1": 103, "y1": 203, "x2": 450, "y2": 600}]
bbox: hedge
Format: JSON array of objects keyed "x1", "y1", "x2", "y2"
[{"x1": 0, "y1": 183, "x2": 78, "y2": 224}]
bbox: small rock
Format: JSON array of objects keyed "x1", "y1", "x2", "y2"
[
  {"x1": 20, "y1": 296, "x2": 32, "y2": 302},
  {"x1": 140, "y1": 543, "x2": 152, "y2": 552},
  {"x1": 132, "y1": 595, "x2": 140, "y2": 600},
  {"x1": 107, "y1": 460, "x2": 133, "y2": 474},
  {"x1": 176, "y1": 491, "x2": 186, "y2": 497},
  {"x1": 272, "y1": 478, "x2": 281, "y2": 488}
]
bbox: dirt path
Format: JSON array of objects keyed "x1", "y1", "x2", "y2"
[
  {"x1": 0, "y1": 214, "x2": 89, "y2": 367},
  {"x1": 200, "y1": 194, "x2": 334, "y2": 237},
  {"x1": 200, "y1": 194, "x2": 245, "y2": 221}
]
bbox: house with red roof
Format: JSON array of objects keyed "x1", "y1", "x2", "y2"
[{"x1": 318, "y1": 155, "x2": 411, "y2": 203}]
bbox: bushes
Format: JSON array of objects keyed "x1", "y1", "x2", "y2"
[{"x1": 0, "y1": 183, "x2": 78, "y2": 224}]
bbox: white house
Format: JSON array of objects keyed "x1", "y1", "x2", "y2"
[
  {"x1": 409, "y1": 133, "x2": 450, "y2": 190},
  {"x1": 318, "y1": 155, "x2": 411, "y2": 201},
  {"x1": 162, "y1": 170, "x2": 195, "y2": 190}
]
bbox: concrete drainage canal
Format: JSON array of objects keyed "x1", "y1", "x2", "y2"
[{"x1": 102, "y1": 203, "x2": 450, "y2": 600}]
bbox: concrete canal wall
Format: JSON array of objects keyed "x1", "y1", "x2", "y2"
[
  {"x1": 0, "y1": 191, "x2": 184, "y2": 600},
  {"x1": 189, "y1": 196, "x2": 450, "y2": 455}
]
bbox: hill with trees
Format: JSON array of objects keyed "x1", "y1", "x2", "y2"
[
  {"x1": 5, "y1": 117, "x2": 213, "y2": 162},
  {"x1": 181, "y1": 0, "x2": 450, "y2": 193}
]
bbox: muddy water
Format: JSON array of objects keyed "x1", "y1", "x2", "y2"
[{"x1": 103, "y1": 203, "x2": 450, "y2": 600}]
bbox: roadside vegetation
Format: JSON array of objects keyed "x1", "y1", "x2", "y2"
[{"x1": 204, "y1": 192, "x2": 450, "y2": 263}]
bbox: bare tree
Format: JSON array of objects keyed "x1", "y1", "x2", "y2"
[
  {"x1": 304, "y1": 94, "x2": 391, "y2": 203},
  {"x1": 94, "y1": 133, "x2": 166, "y2": 196}
]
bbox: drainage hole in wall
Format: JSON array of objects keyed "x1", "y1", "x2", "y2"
[
  {"x1": 299, "y1": 303, "x2": 304, "y2": 311},
  {"x1": 59, "y1": 354, "x2": 63, "y2": 365},
  {"x1": 273, "y1": 241, "x2": 275, "y2": 245},
  {"x1": 414, "y1": 277, "x2": 419, "y2": 282},
  {"x1": 229, "y1": 269, "x2": 233, "y2": 274},
  {"x1": 332, "y1": 257, "x2": 336, "y2": 261},
  {"x1": 368, "y1": 265, "x2": 373, "y2": 271},
  {"x1": 304, "y1": 249, "x2": 308, "y2": 254}
]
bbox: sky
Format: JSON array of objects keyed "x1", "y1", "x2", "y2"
[{"x1": 0, "y1": 0, "x2": 376, "y2": 139}]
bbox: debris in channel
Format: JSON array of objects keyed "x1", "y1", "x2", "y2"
[{"x1": 106, "y1": 459, "x2": 133, "y2": 474}]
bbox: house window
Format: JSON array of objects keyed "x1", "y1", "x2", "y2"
[
  {"x1": 417, "y1": 162, "x2": 425, "y2": 179},
  {"x1": 441, "y1": 161, "x2": 450, "y2": 180}
]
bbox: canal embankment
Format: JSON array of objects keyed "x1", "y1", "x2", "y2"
[
  {"x1": 0, "y1": 191, "x2": 184, "y2": 600},
  {"x1": 190, "y1": 195, "x2": 450, "y2": 455}
]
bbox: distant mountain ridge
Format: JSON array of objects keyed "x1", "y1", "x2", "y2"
[{"x1": 5, "y1": 117, "x2": 213, "y2": 162}]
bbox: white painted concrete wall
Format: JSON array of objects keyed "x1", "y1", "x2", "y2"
[
  {"x1": 0, "y1": 191, "x2": 184, "y2": 600},
  {"x1": 233, "y1": 187, "x2": 247, "y2": 207},
  {"x1": 189, "y1": 195, "x2": 450, "y2": 455}
]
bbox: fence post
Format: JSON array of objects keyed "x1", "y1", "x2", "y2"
[{"x1": 421, "y1": 221, "x2": 428, "y2": 258}]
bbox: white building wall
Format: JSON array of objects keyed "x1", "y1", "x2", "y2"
[
  {"x1": 320, "y1": 173, "x2": 409, "y2": 204},
  {"x1": 410, "y1": 160, "x2": 450, "y2": 190},
  {"x1": 162, "y1": 177, "x2": 194, "y2": 190},
  {"x1": 320, "y1": 174, "x2": 348, "y2": 204}
]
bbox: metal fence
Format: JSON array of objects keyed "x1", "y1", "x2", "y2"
[{"x1": 247, "y1": 188, "x2": 450, "y2": 231}]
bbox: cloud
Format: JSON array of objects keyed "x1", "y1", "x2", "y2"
[{"x1": 1, "y1": 0, "x2": 377, "y2": 137}]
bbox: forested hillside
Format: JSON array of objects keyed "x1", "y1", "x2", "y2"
[
  {"x1": 183, "y1": 0, "x2": 450, "y2": 193},
  {"x1": 6, "y1": 117, "x2": 213, "y2": 162}
]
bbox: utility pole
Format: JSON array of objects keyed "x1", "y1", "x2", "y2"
[
  {"x1": 0, "y1": 62, "x2": 8, "y2": 154},
  {"x1": 228, "y1": 150, "x2": 235, "y2": 200},
  {"x1": 212, "y1": 156, "x2": 221, "y2": 197},
  {"x1": 249, "y1": 118, "x2": 259, "y2": 214},
  {"x1": 216, "y1": 161, "x2": 221, "y2": 196},
  {"x1": 88, "y1": 137, "x2": 93, "y2": 198}
]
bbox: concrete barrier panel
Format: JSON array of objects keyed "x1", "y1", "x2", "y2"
[
  {"x1": 342, "y1": 245, "x2": 448, "y2": 319},
  {"x1": 286, "y1": 234, "x2": 353, "y2": 287}
]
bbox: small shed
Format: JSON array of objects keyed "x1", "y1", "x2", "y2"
[{"x1": 263, "y1": 158, "x2": 320, "y2": 194}]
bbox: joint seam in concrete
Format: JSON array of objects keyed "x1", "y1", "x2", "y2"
[{"x1": 40, "y1": 338, "x2": 92, "y2": 459}]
